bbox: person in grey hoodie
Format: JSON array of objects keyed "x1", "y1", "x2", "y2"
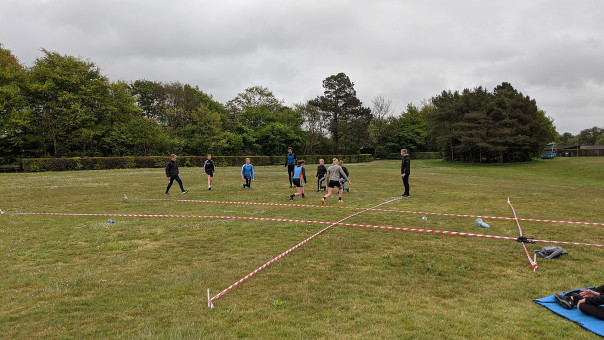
[{"x1": 321, "y1": 158, "x2": 350, "y2": 205}]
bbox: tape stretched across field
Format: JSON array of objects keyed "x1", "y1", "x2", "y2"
[
  {"x1": 207, "y1": 196, "x2": 401, "y2": 307},
  {"x1": 144, "y1": 198, "x2": 604, "y2": 227},
  {"x1": 6, "y1": 198, "x2": 603, "y2": 307},
  {"x1": 7, "y1": 210, "x2": 604, "y2": 248}
]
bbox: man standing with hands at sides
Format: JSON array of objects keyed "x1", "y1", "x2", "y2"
[
  {"x1": 203, "y1": 154, "x2": 215, "y2": 190},
  {"x1": 165, "y1": 154, "x2": 188, "y2": 195},
  {"x1": 283, "y1": 147, "x2": 296, "y2": 188},
  {"x1": 401, "y1": 149, "x2": 410, "y2": 197}
]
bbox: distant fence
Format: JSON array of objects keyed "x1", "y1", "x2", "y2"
[{"x1": 21, "y1": 154, "x2": 372, "y2": 172}]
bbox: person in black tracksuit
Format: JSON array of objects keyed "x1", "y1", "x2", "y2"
[
  {"x1": 555, "y1": 285, "x2": 604, "y2": 320},
  {"x1": 315, "y1": 158, "x2": 327, "y2": 192},
  {"x1": 283, "y1": 147, "x2": 296, "y2": 188},
  {"x1": 401, "y1": 148, "x2": 410, "y2": 197},
  {"x1": 165, "y1": 154, "x2": 188, "y2": 195},
  {"x1": 203, "y1": 154, "x2": 216, "y2": 190}
]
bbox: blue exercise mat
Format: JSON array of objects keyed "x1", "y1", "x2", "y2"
[{"x1": 534, "y1": 287, "x2": 604, "y2": 337}]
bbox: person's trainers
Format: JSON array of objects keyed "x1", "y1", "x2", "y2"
[
  {"x1": 165, "y1": 193, "x2": 169, "y2": 195},
  {"x1": 338, "y1": 199, "x2": 343, "y2": 204},
  {"x1": 182, "y1": 190, "x2": 189, "y2": 194},
  {"x1": 289, "y1": 195, "x2": 294, "y2": 201},
  {"x1": 208, "y1": 187, "x2": 211, "y2": 190},
  {"x1": 555, "y1": 294, "x2": 572, "y2": 309},
  {"x1": 321, "y1": 198, "x2": 325, "y2": 205},
  {"x1": 317, "y1": 189, "x2": 321, "y2": 192}
]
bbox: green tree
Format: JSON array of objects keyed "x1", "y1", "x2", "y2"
[
  {"x1": 130, "y1": 79, "x2": 166, "y2": 121},
  {"x1": 428, "y1": 90, "x2": 464, "y2": 161},
  {"x1": 226, "y1": 86, "x2": 303, "y2": 155},
  {"x1": 427, "y1": 82, "x2": 556, "y2": 163},
  {"x1": 558, "y1": 132, "x2": 576, "y2": 145},
  {"x1": 577, "y1": 126, "x2": 603, "y2": 145},
  {"x1": 368, "y1": 95, "x2": 392, "y2": 157},
  {"x1": 310, "y1": 73, "x2": 372, "y2": 153},
  {"x1": 28, "y1": 50, "x2": 114, "y2": 157},
  {"x1": 596, "y1": 131, "x2": 604, "y2": 145},
  {"x1": 296, "y1": 102, "x2": 327, "y2": 154},
  {"x1": 0, "y1": 45, "x2": 32, "y2": 162},
  {"x1": 398, "y1": 104, "x2": 429, "y2": 152}
]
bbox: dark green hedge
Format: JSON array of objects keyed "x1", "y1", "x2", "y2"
[
  {"x1": 386, "y1": 152, "x2": 443, "y2": 160},
  {"x1": 22, "y1": 154, "x2": 372, "y2": 172}
]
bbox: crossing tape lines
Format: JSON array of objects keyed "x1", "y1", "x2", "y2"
[
  {"x1": 207, "y1": 196, "x2": 401, "y2": 308},
  {"x1": 7, "y1": 210, "x2": 604, "y2": 248},
  {"x1": 143, "y1": 198, "x2": 604, "y2": 227}
]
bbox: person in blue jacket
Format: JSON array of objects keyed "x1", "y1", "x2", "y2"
[
  {"x1": 289, "y1": 160, "x2": 307, "y2": 201},
  {"x1": 283, "y1": 147, "x2": 296, "y2": 188},
  {"x1": 241, "y1": 157, "x2": 255, "y2": 189}
]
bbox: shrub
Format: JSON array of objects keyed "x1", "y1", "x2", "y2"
[
  {"x1": 386, "y1": 152, "x2": 443, "y2": 160},
  {"x1": 21, "y1": 154, "x2": 373, "y2": 172}
]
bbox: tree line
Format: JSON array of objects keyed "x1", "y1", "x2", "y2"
[{"x1": 1, "y1": 44, "x2": 582, "y2": 164}]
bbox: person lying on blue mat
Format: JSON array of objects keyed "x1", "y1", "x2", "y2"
[{"x1": 555, "y1": 285, "x2": 604, "y2": 320}]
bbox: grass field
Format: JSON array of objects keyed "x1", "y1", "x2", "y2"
[{"x1": 1, "y1": 158, "x2": 603, "y2": 339}]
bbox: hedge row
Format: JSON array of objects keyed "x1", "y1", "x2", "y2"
[
  {"x1": 22, "y1": 154, "x2": 372, "y2": 172},
  {"x1": 385, "y1": 152, "x2": 444, "y2": 160}
]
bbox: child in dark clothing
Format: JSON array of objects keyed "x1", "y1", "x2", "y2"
[
  {"x1": 165, "y1": 154, "x2": 189, "y2": 195},
  {"x1": 203, "y1": 154, "x2": 216, "y2": 190},
  {"x1": 315, "y1": 158, "x2": 327, "y2": 192}
]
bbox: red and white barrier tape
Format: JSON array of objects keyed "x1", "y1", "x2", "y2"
[
  {"x1": 337, "y1": 222, "x2": 604, "y2": 248},
  {"x1": 507, "y1": 198, "x2": 538, "y2": 270},
  {"x1": 9, "y1": 211, "x2": 334, "y2": 225},
  {"x1": 207, "y1": 197, "x2": 401, "y2": 308},
  {"x1": 6, "y1": 212, "x2": 604, "y2": 248},
  {"x1": 143, "y1": 198, "x2": 604, "y2": 227},
  {"x1": 7, "y1": 210, "x2": 604, "y2": 248}
]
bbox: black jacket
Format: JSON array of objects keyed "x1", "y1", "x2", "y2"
[
  {"x1": 586, "y1": 294, "x2": 604, "y2": 306},
  {"x1": 401, "y1": 154, "x2": 410, "y2": 175},
  {"x1": 316, "y1": 164, "x2": 327, "y2": 178},
  {"x1": 341, "y1": 166, "x2": 349, "y2": 177},
  {"x1": 165, "y1": 160, "x2": 179, "y2": 177},
  {"x1": 204, "y1": 159, "x2": 215, "y2": 173}
]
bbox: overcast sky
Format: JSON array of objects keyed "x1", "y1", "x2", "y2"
[{"x1": 1, "y1": 0, "x2": 603, "y2": 134}]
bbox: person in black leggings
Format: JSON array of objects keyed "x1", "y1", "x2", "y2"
[{"x1": 555, "y1": 285, "x2": 604, "y2": 320}]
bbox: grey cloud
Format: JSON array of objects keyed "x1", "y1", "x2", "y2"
[{"x1": 1, "y1": 0, "x2": 603, "y2": 133}]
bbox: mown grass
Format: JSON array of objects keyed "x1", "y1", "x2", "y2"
[{"x1": 1, "y1": 157, "x2": 603, "y2": 339}]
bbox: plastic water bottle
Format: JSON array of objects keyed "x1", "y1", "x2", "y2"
[{"x1": 108, "y1": 219, "x2": 115, "y2": 224}]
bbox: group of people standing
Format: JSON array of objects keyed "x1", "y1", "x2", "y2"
[{"x1": 165, "y1": 147, "x2": 412, "y2": 200}]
